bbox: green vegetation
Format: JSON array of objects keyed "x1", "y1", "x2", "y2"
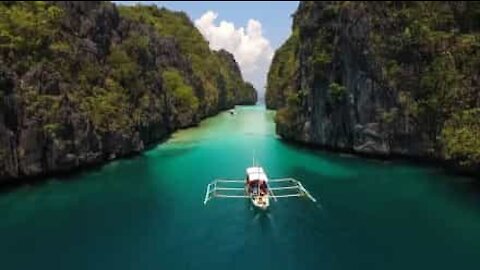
[
  {"x1": 266, "y1": 28, "x2": 299, "y2": 109},
  {"x1": 80, "y1": 79, "x2": 132, "y2": 133},
  {"x1": 162, "y1": 69, "x2": 198, "y2": 114},
  {"x1": 275, "y1": 91, "x2": 301, "y2": 130},
  {"x1": 310, "y1": 30, "x2": 333, "y2": 77},
  {"x1": 328, "y1": 82, "x2": 346, "y2": 103},
  {"x1": 365, "y1": 1, "x2": 480, "y2": 164},
  {"x1": 268, "y1": 1, "x2": 480, "y2": 169},
  {"x1": 107, "y1": 45, "x2": 140, "y2": 87},
  {"x1": 119, "y1": 5, "x2": 256, "y2": 112},
  {"x1": 0, "y1": 1, "x2": 255, "y2": 135},
  {"x1": 0, "y1": 1, "x2": 63, "y2": 73},
  {"x1": 0, "y1": 1, "x2": 257, "y2": 179},
  {"x1": 18, "y1": 85, "x2": 62, "y2": 135},
  {"x1": 0, "y1": 2, "x2": 63, "y2": 52},
  {"x1": 442, "y1": 109, "x2": 480, "y2": 166}
]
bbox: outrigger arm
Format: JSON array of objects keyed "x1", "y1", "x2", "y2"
[
  {"x1": 269, "y1": 178, "x2": 317, "y2": 203},
  {"x1": 203, "y1": 178, "x2": 316, "y2": 205},
  {"x1": 204, "y1": 179, "x2": 248, "y2": 205}
]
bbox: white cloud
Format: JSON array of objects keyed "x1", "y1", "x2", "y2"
[{"x1": 195, "y1": 11, "x2": 274, "y2": 98}]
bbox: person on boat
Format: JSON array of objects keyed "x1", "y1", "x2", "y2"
[
  {"x1": 246, "y1": 175, "x2": 251, "y2": 193},
  {"x1": 260, "y1": 182, "x2": 267, "y2": 195},
  {"x1": 253, "y1": 184, "x2": 258, "y2": 195}
]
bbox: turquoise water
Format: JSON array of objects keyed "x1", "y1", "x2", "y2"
[{"x1": 1, "y1": 105, "x2": 479, "y2": 270}]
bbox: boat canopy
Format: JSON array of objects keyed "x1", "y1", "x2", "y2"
[{"x1": 246, "y1": 166, "x2": 268, "y2": 182}]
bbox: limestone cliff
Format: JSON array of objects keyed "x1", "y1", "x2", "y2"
[
  {"x1": 267, "y1": 1, "x2": 480, "y2": 171},
  {"x1": 0, "y1": 1, "x2": 257, "y2": 182}
]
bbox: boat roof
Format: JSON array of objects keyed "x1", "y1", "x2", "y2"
[{"x1": 246, "y1": 166, "x2": 268, "y2": 182}]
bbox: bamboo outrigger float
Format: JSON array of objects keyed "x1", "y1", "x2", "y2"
[{"x1": 203, "y1": 161, "x2": 317, "y2": 209}]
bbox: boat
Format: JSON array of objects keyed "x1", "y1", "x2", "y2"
[
  {"x1": 229, "y1": 109, "x2": 236, "y2": 115},
  {"x1": 245, "y1": 166, "x2": 270, "y2": 209},
  {"x1": 203, "y1": 160, "x2": 316, "y2": 209}
]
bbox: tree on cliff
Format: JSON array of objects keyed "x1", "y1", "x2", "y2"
[
  {"x1": 0, "y1": 1, "x2": 257, "y2": 181},
  {"x1": 266, "y1": 1, "x2": 480, "y2": 171}
]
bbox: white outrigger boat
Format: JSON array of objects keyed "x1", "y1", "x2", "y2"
[{"x1": 203, "y1": 162, "x2": 316, "y2": 210}]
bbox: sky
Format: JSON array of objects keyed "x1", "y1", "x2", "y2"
[{"x1": 113, "y1": 1, "x2": 299, "y2": 99}]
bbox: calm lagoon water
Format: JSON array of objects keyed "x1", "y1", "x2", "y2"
[{"x1": 1, "y1": 105, "x2": 479, "y2": 270}]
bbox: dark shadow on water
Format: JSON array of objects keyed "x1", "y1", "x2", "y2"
[
  {"x1": 0, "y1": 133, "x2": 198, "y2": 194},
  {"x1": 278, "y1": 137, "x2": 480, "y2": 211},
  {"x1": 246, "y1": 200, "x2": 274, "y2": 234},
  {"x1": 278, "y1": 137, "x2": 480, "y2": 179},
  {"x1": 0, "y1": 132, "x2": 174, "y2": 194},
  {"x1": 255, "y1": 210, "x2": 272, "y2": 229},
  {"x1": 0, "y1": 153, "x2": 140, "y2": 194},
  {"x1": 287, "y1": 154, "x2": 480, "y2": 213},
  {"x1": 427, "y1": 170, "x2": 480, "y2": 211}
]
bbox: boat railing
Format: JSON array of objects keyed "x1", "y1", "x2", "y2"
[{"x1": 204, "y1": 177, "x2": 316, "y2": 205}]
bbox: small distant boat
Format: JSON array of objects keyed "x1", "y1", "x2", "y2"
[
  {"x1": 204, "y1": 157, "x2": 316, "y2": 209},
  {"x1": 229, "y1": 109, "x2": 236, "y2": 115}
]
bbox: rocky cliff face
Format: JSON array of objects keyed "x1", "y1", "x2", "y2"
[
  {"x1": 215, "y1": 49, "x2": 257, "y2": 106},
  {"x1": 0, "y1": 1, "x2": 257, "y2": 182},
  {"x1": 266, "y1": 30, "x2": 299, "y2": 110},
  {"x1": 267, "y1": 1, "x2": 480, "y2": 171}
]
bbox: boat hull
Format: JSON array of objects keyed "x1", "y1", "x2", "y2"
[{"x1": 250, "y1": 195, "x2": 269, "y2": 210}]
